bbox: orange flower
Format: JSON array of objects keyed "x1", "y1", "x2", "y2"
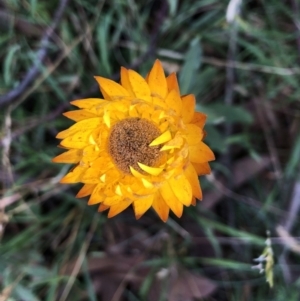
[{"x1": 53, "y1": 60, "x2": 214, "y2": 221}]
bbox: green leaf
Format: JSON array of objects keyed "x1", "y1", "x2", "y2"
[
  {"x1": 196, "y1": 217, "x2": 265, "y2": 246},
  {"x1": 204, "y1": 125, "x2": 227, "y2": 152},
  {"x1": 179, "y1": 37, "x2": 202, "y2": 94},
  {"x1": 167, "y1": 0, "x2": 178, "y2": 16},
  {"x1": 285, "y1": 133, "x2": 300, "y2": 178},
  {"x1": 197, "y1": 103, "x2": 253, "y2": 124},
  {"x1": 97, "y1": 15, "x2": 112, "y2": 76},
  {"x1": 15, "y1": 284, "x2": 40, "y2": 301},
  {"x1": 29, "y1": 0, "x2": 37, "y2": 16},
  {"x1": 22, "y1": 266, "x2": 51, "y2": 278},
  {"x1": 188, "y1": 257, "x2": 251, "y2": 271},
  {"x1": 82, "y1": 259, "x2": 97, "y2": 301},
  {"x1": 4, "y1": 44, "x2": 20, "y2": 85}
]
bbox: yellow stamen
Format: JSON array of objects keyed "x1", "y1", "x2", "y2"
[
  {"x1": 89, "y1": 135, "x2": 96, "y2": 145},
  {"x1": 115, "y1": 185, "x2": 122, "y2": 196},
  {"x1": 103, "y1": 110, "x2": 110, "y2": 128},
  {"x1": 100, "y1": 174, "x2": 106, "y2": 182},
  {"x1": 130, "y1": 166, "x2": 143, "y2": 178},
  {"x1": 138, "y1": 162, "x2": 163, "y2": 176},
  {"x1": 141, "y1": 178, "x2": 154, "y2": 189},
  {"x1": 149, "y1": 130, "x2": 172, "y2": 146}
]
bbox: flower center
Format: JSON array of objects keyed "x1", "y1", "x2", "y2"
[{"x1": 108, "y1": 117, "x2": 162, "y2": 174}]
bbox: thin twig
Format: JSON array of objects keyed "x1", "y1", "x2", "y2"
[
  {"x1": 1, "y1": 111, "x2": 13, "y2": 189},
  {"x1": 282, "y1": 182, "x2": 300, "y2": 232},
  {"x1": 277, "y1": 225, "x2": 300, "y2": 254},
  {"x1": 0, "y1": 0, "x2": 70, "y2": 108},
  {"x1": 201, "y1": 56, "x2": 300, "y2": 75},
  {"x1": 1, "y1": 108, "x2": 16, "y2": 239},
  {"x1": 279, "y1": 181, "x2": 300, "y2": 283}
]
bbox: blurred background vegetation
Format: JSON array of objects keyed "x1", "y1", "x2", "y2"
[{"x1": 0, "y1": 0, "x2": 300, "y2": 300}]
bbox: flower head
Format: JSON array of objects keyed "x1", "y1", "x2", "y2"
[{"x1": 53, "y1": 60, "x2": 214, "y2": 221}]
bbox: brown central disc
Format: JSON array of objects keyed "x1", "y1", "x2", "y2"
[{"x1": 108, "y1": 117, "x2": 161, "y2": 174}]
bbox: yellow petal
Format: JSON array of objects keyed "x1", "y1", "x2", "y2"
[
  {"x1": 105, "y1": 168, "x2": 122, "y2": 184},
  {"x1": 129, "y1": 105, "x2": 139, "y2": 117},
  {"x1": 120, "y1": 67, "x2": 135, "y2": 96},
  {"x1": 192, "y1": 162, "x2": 211, "y2": 175},
  {"x1": 140, "y1": 178, "x2": 153, "y2": 189},
  {"x1": 152, "y1": 95, "x2": 167, "y2": 109},
  {"x1": 81, "y1": 168, "x2": 101, "y2": 184},
  {"x1": 130, "y1": 183, "x2": 155, "y2": 198},
  {"x1": 169, "y1": 175, "x2": 193, "y2": 206},
  {"x1": 121, "y1": 176, "x2": 143, "y2": 197},
  {"x1": 151, "y1": 109, "x2": 165, "y2": 124},
  {"x1": 159, "y1": 121, "x2": 169, "y2": 133},
  {"x1": 166, "y1": 73, "x2": 180, "y2": 95},
  {"x1": 127, "y1": 69, "x2": 152, "y2": 102},
  {"x1": 103, "y1": 195, "x2": 124, "y2": 206},
  {"x1": 82, "y1": 145, "x2": 100, "y2": 162},
  {"x1": 136, "y1": 102, "x2": 153, "y2": 115},
  {"x1": 181, "y1": 94, "x2": 196, "y2": 123},
  {"x1": 103, "y1": 109, "x2": 110, "y2": 128},
  {"x1": 130, "y1": 166, "x2": 143, "y2": 178},
  {"x1": 76, "y1": 183, "x2": 96, "y2": 198},
  {"x1": 98, "y1": 204, "x2": 109, "y2": 212},
  {"x1": 63, "y1": 110, "x2": 97, "y2": 121},
  {"x1": 149, "y1": 130, "x2": 172, "y2": 146},
  {"x1": 160, "y1": 135, "x2": 183, "y2": 151},
  {"x1": 88, "y1": 183, "x2": 105, "y2": 205},
  {"x1": 133, "y1": 195, "x2": 154, "y2": 219},
  {"x1": 115, "y1": 185, "x2": 122, "y2": 196},
  {"x1": 165, "y1": 89, "x2": 182, "y2": 116},
  {"x1": 100, "y1": 174, "x2": 106, "y2": 182},
  {"x1": 81, "y1": 158, "x2": 113, "y2": 183},
  {"x1": 60, "y1": 129, "x2": 93, "y2": 149},
  {"x1": 94, "y1": 76, "x2": 130, "y2": 100},
  {"x1": 184, "y1": 124, "x2": 203, "y2": 145},
  {"x1": 52, "y1": 149, "x2": 82, "y2": 163},
  {"x1": 108, "y1": 199, "x2": 132, "y2": 218},
  {"x1": 184, "y1": 163, "x2": 202, "y2": 200},
  {"x1": 109, "y1": 100, "x2": 129, "y2": 113},
  {"x1": 189, "y1": 141, "x2": 215, "y2": 163},
  {"x1": 152, "y1": 191, "x2": 170, "y2": 222},
  {"x1": 137, "y1": 162, "x2": 163, "y2": 176},
  {"x1": 70, "y1": 98, "x2": 106, "y2": 109},
  {"x1": 140, "y1": 107, "x2": 151, "y2": 120},
  {"x1": 159, "y1": 181, "x2": 183, "y2": 218},
  {"x1": 104, "y1": 181, "x2": 123, "y2": 197},
  {"x1": 147, "y1": 59, "x2": 168, "y2": 99},
  {"x1": 56, "y1": 118, "x2": 101, "y2": 139},
  {"x1": 60, "y1": 165, "x2": 86, "y2": 183},
  {"x1": 191, "y1": 112, "x2": 207, "y2": 129},
  {"x1": 191, "y1": 197, "x2": 197, "y2": 206},
  {"x1": 88, "y1": 134, "x2": 97, "y2": 146}
]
